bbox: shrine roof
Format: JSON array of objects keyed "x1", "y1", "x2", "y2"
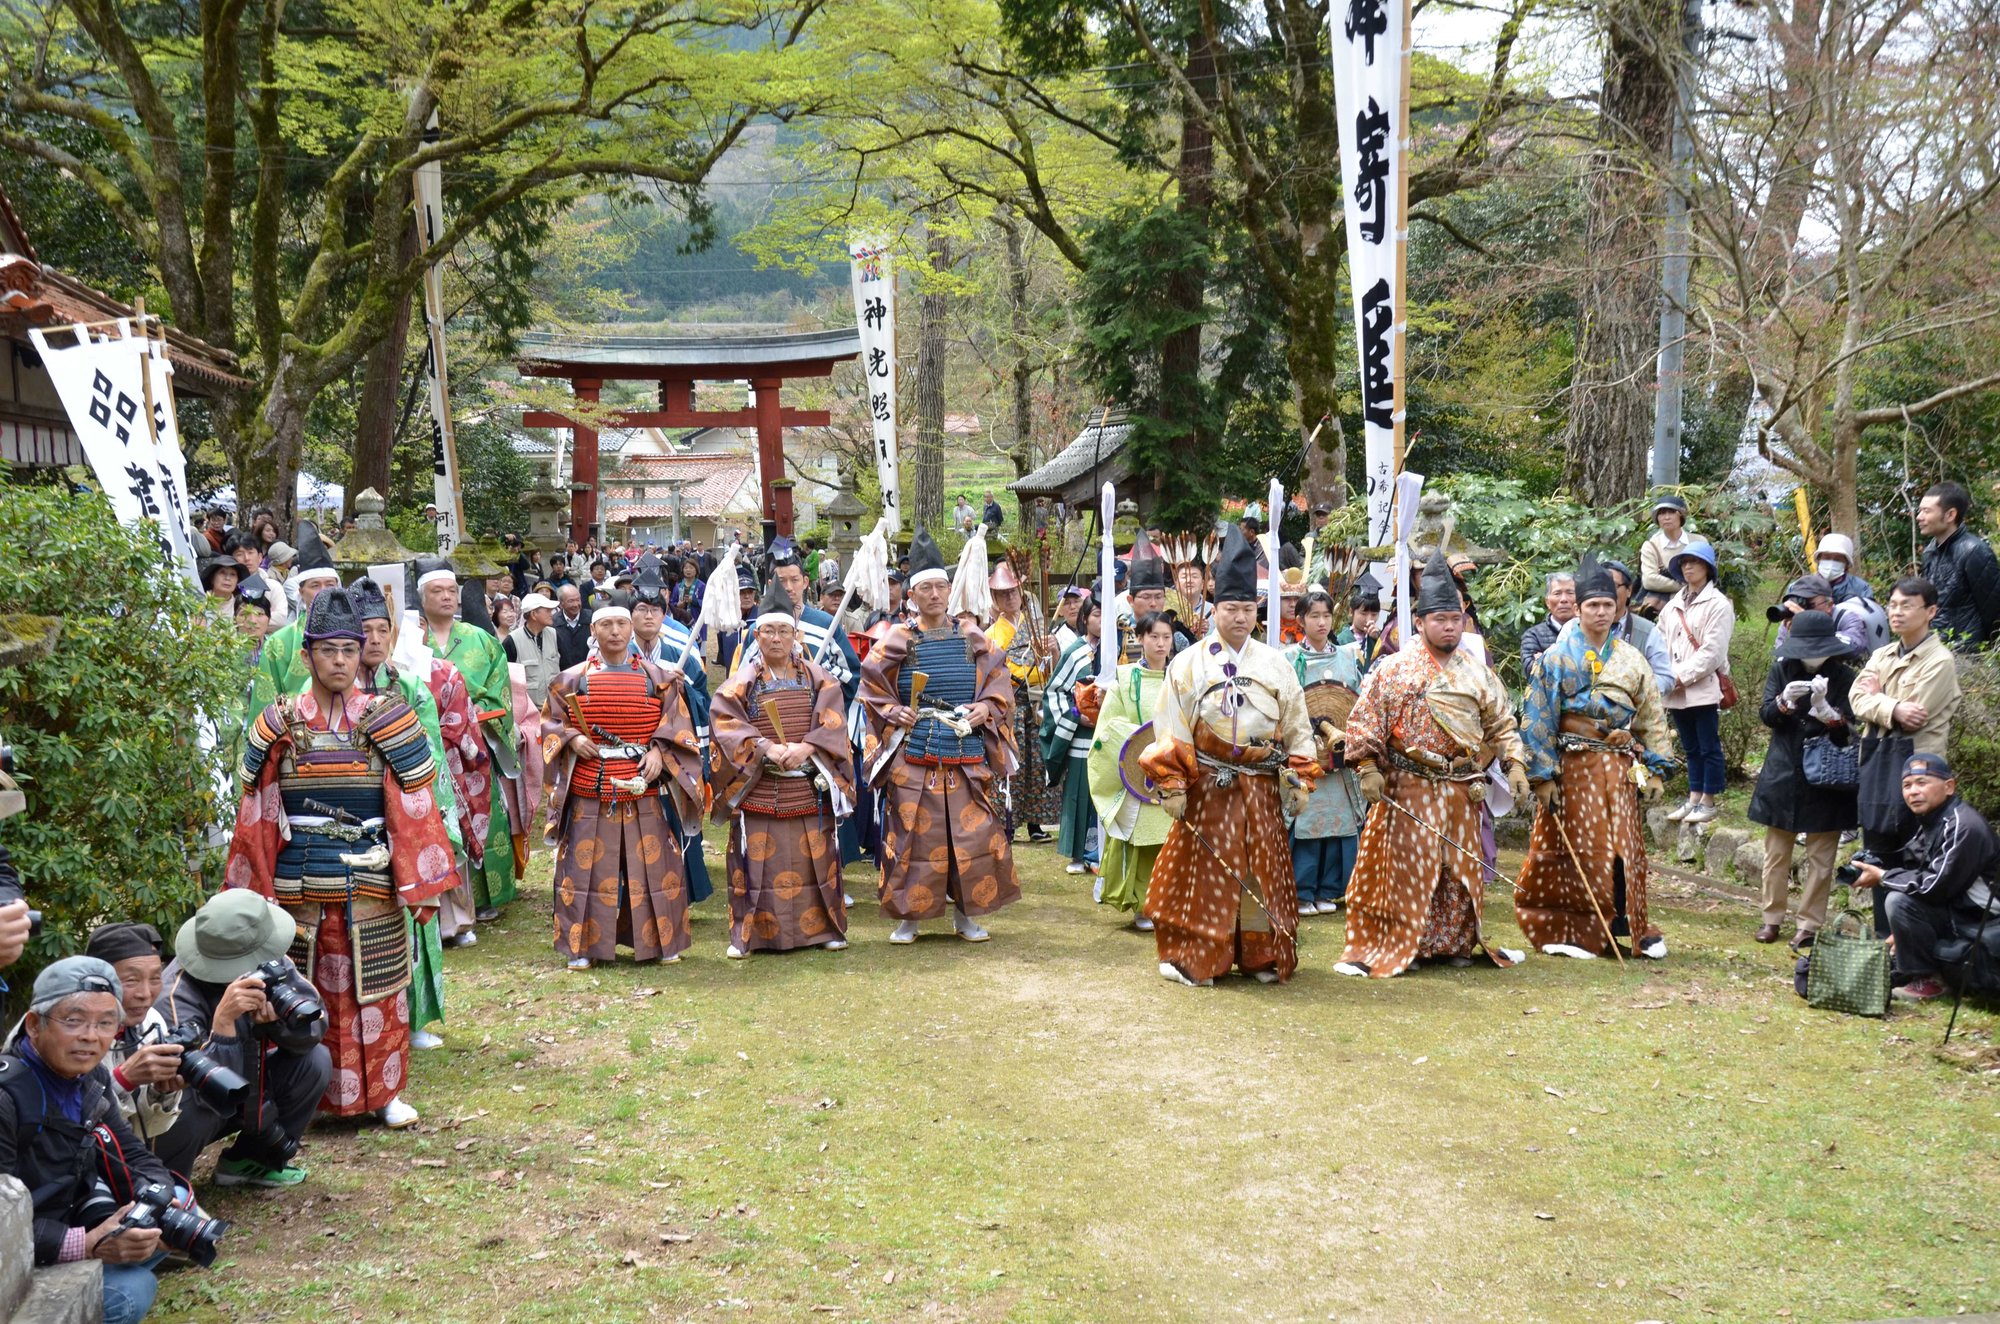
[
  {"x1": 1009, "y1": 406, "x2": 1134, "y2": 500},
  {"x1": 516, "y1": 327, "x2": 861, "y2": 376}
]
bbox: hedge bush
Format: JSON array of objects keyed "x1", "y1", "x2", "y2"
[{"x1": 0, "y1": 485, "x2": 248, "y2": 990}]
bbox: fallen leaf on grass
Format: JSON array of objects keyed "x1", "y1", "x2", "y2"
[
  {"x1": 882, "y1": 1270, "x2": 896, "y2": 1285},
  {"x1": 454, "y1": 1138, "x2": 479, "y2": 1152},
  {"x1": 1627, "y1": 1001, "x2": 1670, "y2": 1010},
  {"x1": 411, "y1": 1158, "x2": 447, "y2": 1169},
  {"x1": 1533, "y1": 1212, "x2": 1555, "y2": 1221},
  {"x1": 1543, "y1": 1086, "x2": 1566, "y2": 1099},
  {"x1": 660, "y1": 1231, "x2": 694, "y2": 1244}
]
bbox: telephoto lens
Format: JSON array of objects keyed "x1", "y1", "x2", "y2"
[
  {"x1": 157, "y1": 1024, "x2": 251, "y2": 1110},
  {"x1": 1766, "y1": 604, "x2": 1791, "y2": 623},
  {"x1": 254, "y1": 958, "x2": 326, "y2": 1031},
  {"x1": 122, "y1": 1182, "x2": 229, "y2": 1268}
]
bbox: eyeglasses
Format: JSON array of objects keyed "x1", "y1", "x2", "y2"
[
  {"x1": 311, "y1": 643, "x2": 362, "y2": 660},
  {"x1": 48, "y1": 1014, "x2": 122, "y2": 1034}
]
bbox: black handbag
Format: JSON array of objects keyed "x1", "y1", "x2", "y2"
[
  {"x1": 1856, "y1": 732, "x2": 1915, "y2": 838},
  {"x1": 1802, "y1": 734, "x2": 1859, "y2": 788}
]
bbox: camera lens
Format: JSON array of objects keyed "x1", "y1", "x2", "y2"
[
  {"x1": 177, "y1": 1046, "x2": 251, "y2": 1110},
  {"x1": 156, "y1": 1204, "x2": 229, "y2": 1268}
]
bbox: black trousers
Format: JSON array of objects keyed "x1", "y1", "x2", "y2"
[
  {"x1": 1883, "y1": 891, "x2": 1986, "y2": 980},
  {"x1": 152, "y1": 1043, "x2": 332, "y2": 1179}
]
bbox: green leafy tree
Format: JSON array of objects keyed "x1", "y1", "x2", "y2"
[
  {"x1": 1, "y1": 0, "x2": 832, "y2": 532},
  {"x1": 0, "y1": 487, "x2": 249, "y2": 981}
]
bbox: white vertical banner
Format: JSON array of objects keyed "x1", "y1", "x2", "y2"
[
  {"x1": 28, "y1": 321, "x2": 199, "y2": 585},
  {"x1": 1330, "y1": 0, "x2": 1408, "y2": 549},
  {"x1": 1098, "y1": 481, "x2": 1118, "y2": 682},
  {"x1": 413, "y1": 105, "x2": 464, "y2": 552},
  {"x1": 143, "y1": 337, "x2": 201, "y2": 587},
  {"x1": 849, "y1": 240, "x2": 900, "y2": 534}
]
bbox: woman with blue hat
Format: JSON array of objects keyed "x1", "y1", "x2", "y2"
[{"x1": 1655, "y1": 540, "x2": 1735, "y2": 824}]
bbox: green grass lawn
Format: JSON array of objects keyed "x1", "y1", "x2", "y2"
[{"x1": 156, "y1": 826, "x2": 1999, "y2": 1323}]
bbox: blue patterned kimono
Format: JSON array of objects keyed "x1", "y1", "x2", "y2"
[{"x1": 1284, "y1": 639, "x2": 1365, "y2": 907}]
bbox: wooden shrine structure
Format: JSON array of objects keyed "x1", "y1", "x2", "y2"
[{"x1": 516, "y1": 329, "x2": 861, "y2": 543}]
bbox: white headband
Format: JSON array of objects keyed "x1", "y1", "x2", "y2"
[
  {"x1": 592, "y1": 605, "x2": 631, "y2": 623},
  {"x1": 416, "y1": 568, "x2": 457, "y2": 591},
  {"x1": 755, "y1": 609, "x2": 798, "y2": 627},
  {"x1": 909, "y1": 568, "x2": 949, "y2": 587},
  {"x1": 295, "y1": 566, "x2": 339, "y2": 586}
]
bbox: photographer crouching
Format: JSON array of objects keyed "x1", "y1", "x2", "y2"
[
  {"x1": 152, "y1": 891, "x2": 330, "y2": 1188},
  {"x1": 0, "y1": 958, "x2": 187, "y2": 1324}
]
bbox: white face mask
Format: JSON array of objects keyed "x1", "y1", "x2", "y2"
[
  {"x1": 1816, "y1": 559, "x2": 1845, "y2": 580},
  {"x1": 1801, "y1": 656, "x2": 1831, "y2": 672}
]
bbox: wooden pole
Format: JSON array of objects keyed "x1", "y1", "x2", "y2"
[{"x1": 1391, "y1": 0, "x2": 1414, "y2": 481}]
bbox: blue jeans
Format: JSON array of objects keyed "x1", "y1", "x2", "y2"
[
  {"x1": 1291, "y1": 833, "x2": 1358, "y2": 906},
  {"x1": 1670, "y1": 704, "x2": 1725, "y2": 795},
  {"x1": 103, "y1": 1251, "x2": 167, "y2": 1324}
]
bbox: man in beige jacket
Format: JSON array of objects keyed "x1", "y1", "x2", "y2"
[{"x1": 1849, "y1": 575, "x2": 1961, "y2": 932}]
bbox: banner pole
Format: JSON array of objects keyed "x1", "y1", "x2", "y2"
[{"x1": 1392, "y1": 0, "x2": 1413, "y2": 483}]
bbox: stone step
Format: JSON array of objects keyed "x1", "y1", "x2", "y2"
[{"x1": 2, "y1": 1175, "x2": 103, "y2": 1324}]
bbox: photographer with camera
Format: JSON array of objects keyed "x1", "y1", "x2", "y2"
[
  {"x1": 0, "y1": 957, "x2": 178, "y2": 1324},
  {"x1": 88, "y1": 924, "x2": 185, "y2": 1141},
  {"x1": 152, "y1": 891, "x2": 329, "y2": 1189},
  {"x1": 1769, "y1": 574, "x2": 1871, "y2": 663}
]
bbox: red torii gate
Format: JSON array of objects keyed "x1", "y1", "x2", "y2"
[{"x1": 516, "y1": 329, "x2": 861, "y2": 543}]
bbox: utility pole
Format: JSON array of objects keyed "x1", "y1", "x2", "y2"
[{"x1": 1652, "y1": 0, "x2": 1705, "y2": 487}]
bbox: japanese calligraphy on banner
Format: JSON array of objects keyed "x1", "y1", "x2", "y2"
[
  {"x1": 1330, "y1": 0, "x2": 1407, "y2": 549},
  {"x1": 414, "y1": 106, "x2": 464, "y2": 552},
  {"x1": 29, "y1": 321, "x2": 200, "y2": 585},
  {"x1": 848, "y1": 240, "x2": 901, "y2": 534}
]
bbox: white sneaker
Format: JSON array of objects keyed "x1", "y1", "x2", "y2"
[
  {"x1": 889, "y1": 920, "x2": 920, "y2": 944},
  {"x1": 1540, "y1": 943, "x2": 1598, "y2": 960},
  {"x1": 379, "y1": 1097, "x2": 420, "y2": 1129},
  {"x1": 1665, "y1": 798, "x2": 1695, "y2": 822},
  {"x1": 1250, "y1": 969, "x2": 1280, "y2": 984},
  {"x1": 1159, "y1": 961, "x2": 1213, "y2": 987},
  {"x1": 410, "y1": 1029, "x2": 444, "y2": 1050},
  {"x1": 1133, "y1": 916, "x2": 1156, "y2": 932},
  {"x1": 1637, "y1": 935, "x2": 1668, "y2": 959},
  {"x1": 823, "y1": 939, "x2": 849, "y2": 951},
  {"x1": 843, "y1": 893, "x2": 854, "y2": 907},
  {"x1": 725, "y1": 944, "x2": 749, "y2": 960},
  {"x1": 953, "y1": 912, "x2": 990, "y2": 942},
  {"x1": 448, "y1": 930, "x2": 477, "y2": 949},
  {"x1": 1066, "y1": 862, "x2": 1088, "y2": 875},
  {"x1": 1684, "y1": 803, "x2": 1719, "y2": 824}
]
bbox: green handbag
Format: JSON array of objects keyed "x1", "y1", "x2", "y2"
[{"x1": 1806, "y1": 910, "x2": 1892, "y2": 1017}]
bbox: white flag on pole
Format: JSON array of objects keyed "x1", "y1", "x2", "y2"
[
  {"x1": 1330, "y1": 0, "x2": 1407, "y2": 549},
  {"x1": 849, "y1": 240, "x2": 901, "y2": 534},
  {"x1": 29, "y1": 321, "x2": 198, "y2": 584},
  {"x1": 142, "y1": 340, "x2": 200, "y2": 586},
  {"x1": 413, "y1": 106, "x2": 464, "y2": 552}
]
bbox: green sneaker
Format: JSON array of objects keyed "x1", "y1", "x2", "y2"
[{"x1": 213, "y1": 1156, "x2": 308, "y2": 1188}]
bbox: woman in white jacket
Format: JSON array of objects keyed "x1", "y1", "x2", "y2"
[{"x1": 1655, "y1": 540, "x2": 1735, "y2": 823}]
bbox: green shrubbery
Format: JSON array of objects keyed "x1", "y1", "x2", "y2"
[
  {"x1": 0, "y1": 485, "x2": 249, "y2": 986},
  {"x1": 1431, "y1": 475, "x2": 1778, "y2": 690},
  {"x1": 1947, "y1": 651, "x2": 2000, "y2": 819}
]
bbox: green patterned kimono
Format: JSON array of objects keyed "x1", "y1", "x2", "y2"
[
  {"x1": 431, "y1": 621, "x2": 518, "y2": 910},
  {"x1": 374, "y1": 661, "x2": 463, "y2": 1031}
]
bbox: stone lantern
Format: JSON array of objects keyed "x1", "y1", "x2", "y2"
[
  {"x1": 523, "y1": 488, "x2": 570, "y2": 556},
  {"x1": 825, "y1": 470, "x2": 867, "y2": 567},
  {"x1": 330, "y1": 489, "x2": 418, "y2": 575}
]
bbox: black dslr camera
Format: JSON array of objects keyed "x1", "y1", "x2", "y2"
[
  {"x1": 252, "y1": 958, "x2": 325, "y2": 1033},
  {"x1": 145, "y1": 1022, "x2": 250, "y2": 1111},
  {"x1": 83, "y1": 1180, "x2": 229, "y2": 1267}
]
